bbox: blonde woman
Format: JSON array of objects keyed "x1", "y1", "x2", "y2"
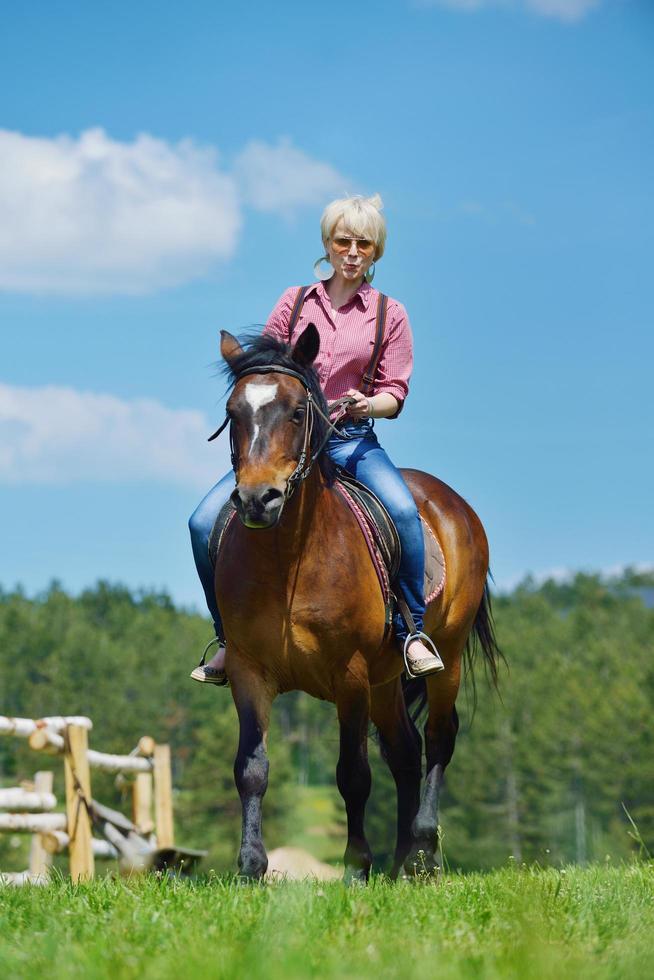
[{"x1": 190, "y1": 195, "x2": 443, "y2": 683}]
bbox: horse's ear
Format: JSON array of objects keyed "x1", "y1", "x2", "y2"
[
  {"x1": 291, "y1": 323, "x2": 320, "y2": 368},
  {"x1": 220, "y1": 330, "x2": 244, "y2": 367}
]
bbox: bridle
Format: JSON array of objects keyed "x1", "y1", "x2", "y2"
[{"x1": 208, "y1": 365, "x2": 356, "y2": 503}]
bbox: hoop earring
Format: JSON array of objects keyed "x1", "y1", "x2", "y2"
[
  {"x1": 365, "y1": 262, "x2": 376, "y2": 284},
  {"x1": 313, "y1": 255, "x2": 334, "y2": 281}
]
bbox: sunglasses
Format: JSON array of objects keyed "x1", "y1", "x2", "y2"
[{"x1": 331, "y1": 237, "x2": 376, "y2": 256}]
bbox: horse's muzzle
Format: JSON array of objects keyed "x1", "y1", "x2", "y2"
[{"x1": 231, "y1": 484, "x2": 285, "y2": 529}]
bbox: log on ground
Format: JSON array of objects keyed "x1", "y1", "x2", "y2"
[{"x1": 0, "y1": 870, "x2": 50, "y2": 886}]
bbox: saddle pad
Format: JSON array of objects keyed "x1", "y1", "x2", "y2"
[
  {"x1": 422, "y1": 520, "x2": 446, "y2": 604},
  {"x1": 333, "y1": 483, "x2": 392, "y2": 605},
  {"x1": 208, "y1": 498, "x2": 236, "y2": 569}
]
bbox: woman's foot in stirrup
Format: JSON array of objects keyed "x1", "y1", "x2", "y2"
[
  {"x1": 404, "y1": 633, "x2": 445, "y2": 678},
  {"x1": 190, "y1": 638, "x2": 229, "y2": 686}
]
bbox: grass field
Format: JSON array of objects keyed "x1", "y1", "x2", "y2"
[{"x1": 1, "y1": 864, "x2": 652, "y2": 979}]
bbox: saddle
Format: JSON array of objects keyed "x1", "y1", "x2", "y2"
[{"x1": 208, "y1": 468, "x2": 446, "y2": 628}]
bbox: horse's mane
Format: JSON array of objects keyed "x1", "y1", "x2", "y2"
[{"x1": 221, "y1": 331, "x2": 336, "y2": 484}]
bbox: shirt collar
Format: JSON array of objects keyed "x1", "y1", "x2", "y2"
[{"x1": 308, "y1": 279, "x2": 374, "y2": 311}]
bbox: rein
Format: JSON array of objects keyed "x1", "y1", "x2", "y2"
[{"x1": 207, "y1": 365, "x2": 357, "y2": 502}]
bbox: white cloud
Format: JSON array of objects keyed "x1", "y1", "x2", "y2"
[
  {"x1": 0, "y1": 383, "x2": 230, "y2": 489},
  {"x1": 458, "y1": 199, "x2": 536, "y2": 225},
  {"x1": 0, "y1": 128, "x2": 239, "y2": 295},
  {"x1": 417, "y1": 0, "x2": 602, "y2": 21},
  {"x1": 235, "y1": 138, "x2": 346, "y2": 214},
  {"x1": 0, "y1": 128, "x2": 346, "y2": 295},
  {"x1": 525, "y1": 0, "x2": 600, "y2": 19}
]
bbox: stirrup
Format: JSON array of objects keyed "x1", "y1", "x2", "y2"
[
  {"x1": 190, "y1": 635, "x2": 229, "y2": 686},
  {"x1": 403, "y1": 632, "x2": 445, "y2": 679},
  {"x1": 198, "y1": 635, "x2": 222, "y2": 667}
]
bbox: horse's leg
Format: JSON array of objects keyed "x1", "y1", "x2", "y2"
[
  {"x1": 335, "y1": 662, "x2": 374, "y2": 883},
  {"x1": 404, "y1": 653, "x2": 462, "y2": 877},
  {"x1": 229, "y1": 659, "x2": 274, "y2": 880},
  {"x1": 370, "y1": 679, "x2": 422, "y2": 879}
]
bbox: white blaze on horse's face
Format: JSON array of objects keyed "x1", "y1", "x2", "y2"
[{"x1": 244, "y1": 382, "x2": 278, "y2": 454}]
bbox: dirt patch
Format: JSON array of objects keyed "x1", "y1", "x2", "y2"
[{"x1": 265, "y1": 846, "x2": 341, "y2": 881}]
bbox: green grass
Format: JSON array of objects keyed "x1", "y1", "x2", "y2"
[{"x1": 1, "y1": 864, "x2": 652, "y2": 979}]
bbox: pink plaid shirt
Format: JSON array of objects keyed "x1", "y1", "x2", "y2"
[{"x1": 264, "y1": 281, "x2": 413, "y2": 417}]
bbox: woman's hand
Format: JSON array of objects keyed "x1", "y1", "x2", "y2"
[
  {"x1": 344, "y1": 390, "x2": 400, "y2": 420},
  {"x1": 345, "y1": 389, "x2": 372, "y2": 419}
]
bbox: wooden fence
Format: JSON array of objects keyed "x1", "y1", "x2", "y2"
[{"x1": 0, "y1": 715, "x2": 174, "y2": 884}]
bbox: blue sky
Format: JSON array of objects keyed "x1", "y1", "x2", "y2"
[{"x1": 0, "y1": 0, "x2": 652, "y2": 612}]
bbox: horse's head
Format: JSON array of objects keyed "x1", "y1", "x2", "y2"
[{"x1": 220, "y1": 325, "x2": 328, "y2": 528}]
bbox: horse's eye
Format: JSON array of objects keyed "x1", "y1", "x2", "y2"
[{"x1": 291, "y1": 407, "x2": 306, "y2": 425}]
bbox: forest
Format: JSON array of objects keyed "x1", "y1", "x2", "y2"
[{"x1": 0, "y1": 569, "x2": 652, "y2": 873}]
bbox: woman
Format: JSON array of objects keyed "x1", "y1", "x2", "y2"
[{"x1": 189, "y1": 194, "x2": 443, "y2": 683}]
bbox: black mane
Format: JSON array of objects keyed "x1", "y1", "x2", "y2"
[{"x1": 221, "y1": 331, "x2": 336, "y2": 484}]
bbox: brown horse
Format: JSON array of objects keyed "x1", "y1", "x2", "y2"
[{"x1": 214, "y1": 324, "x2": 501, "y2": 881}]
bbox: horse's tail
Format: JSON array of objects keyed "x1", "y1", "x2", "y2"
[
  {"x1": 463, "y1": 578, "x2": 505, "y2": 701},
  {"x1": 401, "y1": 576, "x2": 504, "y2": 727}
]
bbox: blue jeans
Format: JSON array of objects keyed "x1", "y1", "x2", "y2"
[{"x1": 188, "y1": 419, "x2": 425, "y2": 643}]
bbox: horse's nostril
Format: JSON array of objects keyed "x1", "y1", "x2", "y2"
[
  {"x1": 261, "y1": 488, "x2": 283, "y2": 507},
  {"x1": 231, "y1": 486, "x2": 281, "y2": 513}
]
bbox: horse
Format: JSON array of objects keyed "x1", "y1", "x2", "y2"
[{"x1": 213, "y1": 324, "x2": 502, "y2": 882}]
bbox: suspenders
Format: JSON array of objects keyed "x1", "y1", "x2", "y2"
[
  {"x1": 287, "y1": 286, "x2": 388, "y2": 395},
  {"x1": 286, "y1": 285, "x2": 310, "y2": 340},
  {"x1": 360, "y1": 292, "x2": 388, "y2": 397}
]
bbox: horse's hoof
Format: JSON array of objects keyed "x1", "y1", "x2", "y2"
[
  {"x1": 237, "y1": 845, "x2": 268, "y2": 881},
  {"x1": 237, "y1": 868, "x2": 267, "y2": 882},
  {"x1": 403, "y1": 848, "x2": 440, "y2": 880},
  {"x1": 343, "y1": 865, "x2": 370, "y2": 886}
]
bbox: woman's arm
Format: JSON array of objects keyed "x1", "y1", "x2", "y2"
[
  {"x1": 263, "y1": 287, "x2": 297, "y2": 340},
  {"x1": 345, "y1": 389, "x2": 399, "y2": 420}
]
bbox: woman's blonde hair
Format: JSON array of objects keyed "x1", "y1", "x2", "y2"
[{"x1": 320, "y1": 194, "x2": 387, "y2": 260}]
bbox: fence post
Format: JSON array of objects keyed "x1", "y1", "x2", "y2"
[
  {"x1": 63, "y1": 724, "x2": 95, "y2": 881},
  {"x1": 28, "y1": 771, "x2": 54, "y2": 877},
  {"x1": 153, "y1": 744, "x2": 174, "y2": 847},
  {"x1": 133, "y1": 772, "x2": 154, "y2": 835}
]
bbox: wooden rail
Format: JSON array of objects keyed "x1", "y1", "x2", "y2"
[
  {"x1": 41, "y1": 830, "x2": 118, "y2": 860},
  {"x1": 0, "y1": 716, "x2": 92, "y2": 737},
  {"x1": 0, "y1": 812, "x2": 67, "y2": 832},
  {"x1": 0, "y1": 788, "x2": 57, "y2": 812},
  {"x1": 28, "y1": 729, "x2": 154, "y2": 773}
]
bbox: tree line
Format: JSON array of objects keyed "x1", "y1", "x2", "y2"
[{"x1": 0, "y1": 569, "x2": 652, "y2": 872}]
